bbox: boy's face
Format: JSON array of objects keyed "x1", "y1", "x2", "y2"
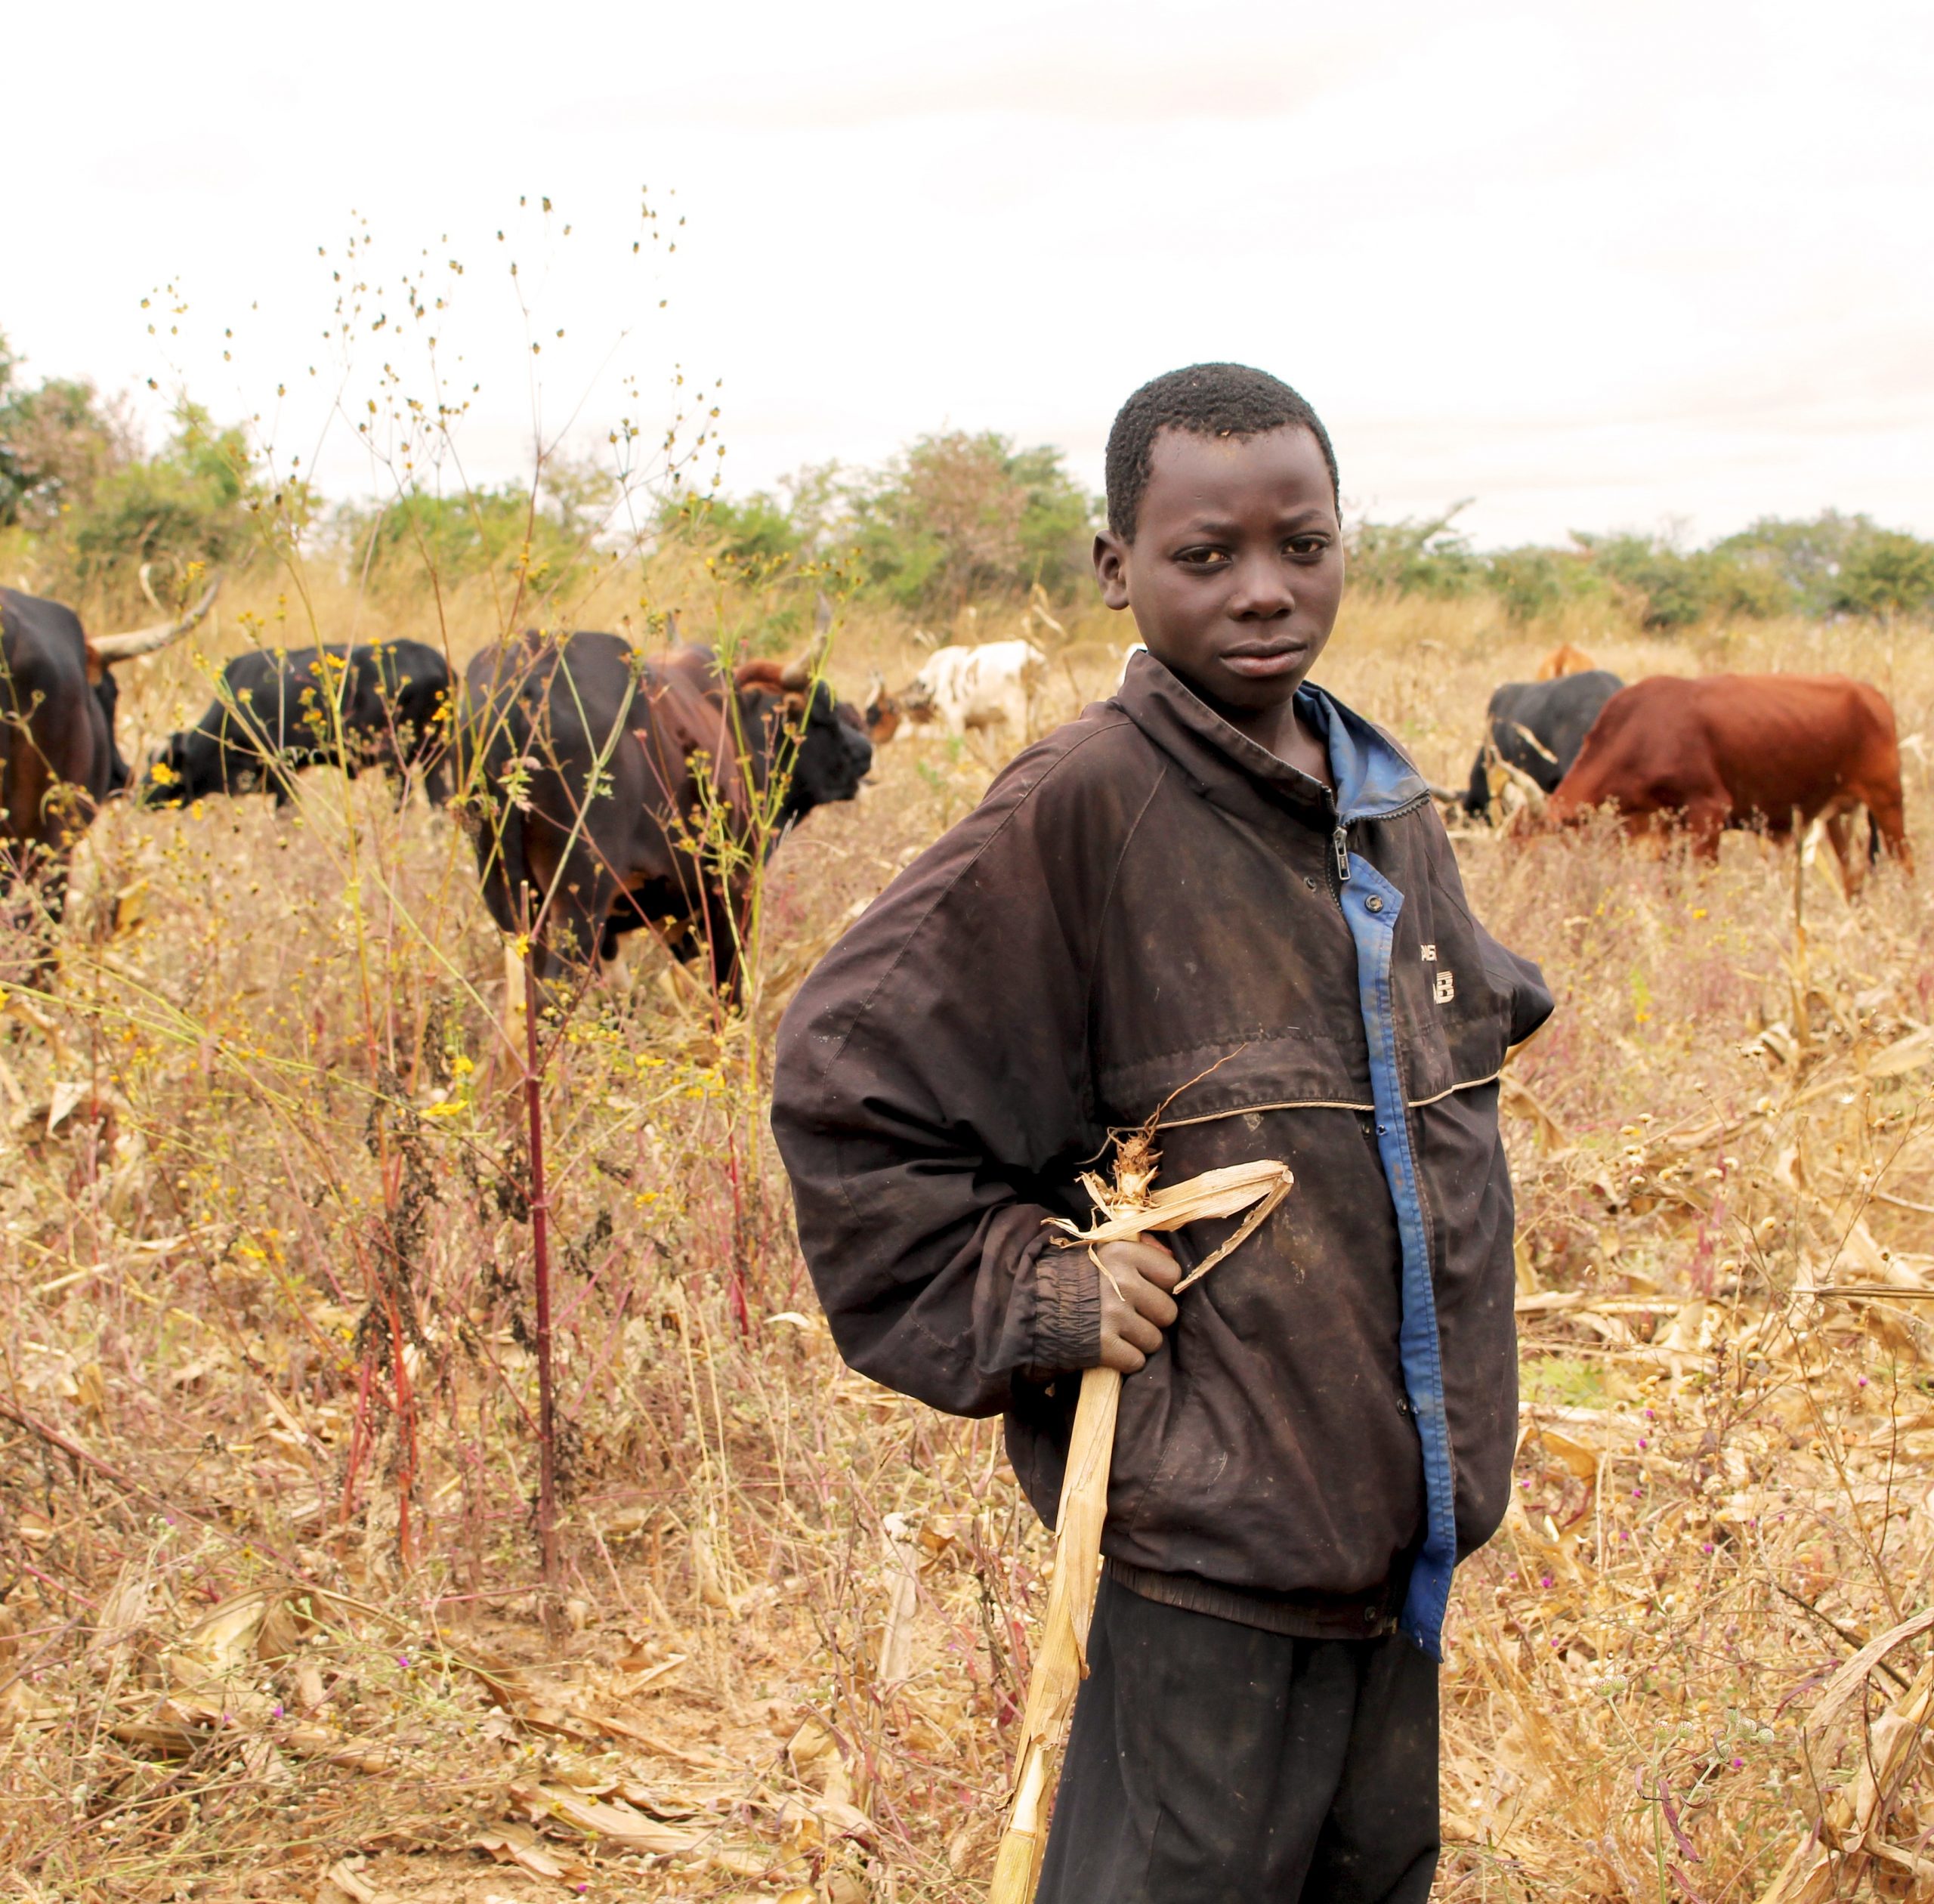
[{"x1": 1094, "y1": 425, "x2": 1344, "y2": 719}]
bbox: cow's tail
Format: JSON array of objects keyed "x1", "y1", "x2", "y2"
[{"x1": 1871, "y1": 805, "x2": 1883, "y2": 868}]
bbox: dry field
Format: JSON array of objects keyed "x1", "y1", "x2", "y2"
[{"x1": 2, "y1": 570, "x2": 1932, "y2": 1903}]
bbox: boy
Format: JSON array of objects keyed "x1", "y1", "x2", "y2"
[{"x1": 771, "y1": 364, "x2": 1552, "y2": 1902}]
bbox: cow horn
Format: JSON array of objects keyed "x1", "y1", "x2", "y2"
[
  {"x1": 137, "y1": 561, "x2": 168, "y2": 614},
  {"x1": 90, "y1": 576, "x2": 221, "y2": 663},
  {"x1": 780, "y1": 628, "x2": 831, "y2": 692},
  {"x1": 1497, "y1": 757, "x2": 1549, "y2": 816}
]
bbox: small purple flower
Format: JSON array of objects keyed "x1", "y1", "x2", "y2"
[
  {"x1": 1702, "y1": 1543, "x2": 1713, "y2": 1553},
  {"x1": 273, "y1": 1704, "x2": 283, "y2": 1719},
  {"x1": 1540, "y1": 1575, "x2": 1553, "y2": 1589},
  {"x1": 1858, "y1": 1376, "x2": 1868, "y2": 1387},
  {"x1": 1644, "y1": 1408, "x2": 1656, "y2": 1420},
  {"x1": 1731, "y1": 1757, "x2": 1743, "y2": 1768},
  {"x1": 397, "y1": 1654, "x2": 409, "y2": 1669},
  {"x1": 1637, "y1": 1438, "x2": 1648, "y2": 1449}
]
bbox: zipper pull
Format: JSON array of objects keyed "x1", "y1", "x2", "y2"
[{"x1": 1333, "y1": 824, "x2": 1352, "y2": 884}]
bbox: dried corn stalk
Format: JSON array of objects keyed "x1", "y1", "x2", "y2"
[
  {"x1": 1754, "y1": 1609, "x2": 1934, "y2": 1904},
  {"x1": 987, "y1": 1124, "x2": 1293, "y2": 1904}
]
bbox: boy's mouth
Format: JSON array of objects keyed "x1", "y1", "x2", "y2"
[{"x1": 1219, "y1": 638, "x2": 1308, "y2": 680}]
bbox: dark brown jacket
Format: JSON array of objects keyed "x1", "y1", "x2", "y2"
[{"x1": 771, "y1": 654, "x2": 1552, "y2": 1654}]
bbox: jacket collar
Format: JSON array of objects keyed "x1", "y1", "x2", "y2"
[{"x1": 1115, "y1": 649, "x2": 1429, "y2": 824}]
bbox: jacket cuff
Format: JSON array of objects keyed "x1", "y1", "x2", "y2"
[{"x1": 1032, "y1": 1246, "x2": 1102, "y2": 1372}]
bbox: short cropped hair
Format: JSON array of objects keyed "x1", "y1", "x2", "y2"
[{"x1": 1104, "y1": 363, "x2": 1339, "y2": 541}]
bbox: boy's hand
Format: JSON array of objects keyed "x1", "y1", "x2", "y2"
[{"x1": 1094, "y1": 1240, "x2": 1181, "y2": 1374}]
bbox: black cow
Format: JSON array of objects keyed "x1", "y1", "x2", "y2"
[
  {"x1": 1464, "y1": 669, "x2": 1625, "y2": 819},
  {"x1": 459, "y1": 633, "x2": 872, "y2": 991},
  {"x1": 2, "y1": 581, "x2": 218, "y2": 943},
  {"x1": 143, "y1": 640, "x2": 453, "y2": 808}
]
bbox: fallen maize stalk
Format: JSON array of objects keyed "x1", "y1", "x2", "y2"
[{"x1": 987, "y1": 1151, "x2": 1293, "y2": 1903}]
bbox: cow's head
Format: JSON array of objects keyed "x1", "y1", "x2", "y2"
[
  {"x1": 138, "y1": 725, "x2": 232, "y2": 808},
  {"x1": 88, "y1": 576, "x2": 221, "y2": 802},
  {"x1": 895, "y1": 672, "x2": 938, "y2": 723},
  {"x1": 862, "y1": 672, "x2": 902, "y2": 744},
  {"x1": 88, "y1": 666, "x2": 133, "y2": 799},
  {"x1": 734, "y1": 651, "x2": 873, "y2": 827}
]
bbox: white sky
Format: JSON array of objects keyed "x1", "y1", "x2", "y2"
[{"x1": 7, "y1": 0, "x2": 1932, "y2": 548}]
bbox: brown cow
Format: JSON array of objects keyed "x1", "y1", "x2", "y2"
[
  {"x1": 1544, "y1": 673, "x2": 1911, "y2": 892},
  {"x1": 1535, "y1": 642, "x2": 1598, "y2": 681},
  {"x1": 458, "y1": 632, "x2": 872, "y2": 993}
]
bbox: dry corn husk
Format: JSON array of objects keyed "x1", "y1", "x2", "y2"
[
  {"x1": 1753, "y1": 1609, "x2": 1934, "y2": 1904},
  {"x1": 987, "y1": 1151, "x2": 1293, "y2": 1903}
]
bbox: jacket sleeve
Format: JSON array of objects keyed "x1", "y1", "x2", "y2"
[{"x1": 771, "y1": 732, "x2": 1135, "y2": 1417}]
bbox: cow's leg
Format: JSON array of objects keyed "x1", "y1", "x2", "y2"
[
  {"x1": 1616, "y1": 807, "x2": 1663, "y2": 857},
  {"x1": 1821, "y1": 810, "x2": 1860, "y2": 897},
  {"x1": 1680, "y1": 801, "x2": 1728, "y2": 864}
]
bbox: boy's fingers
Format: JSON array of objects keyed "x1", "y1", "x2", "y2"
[
  {"x1": 1130, "y1": 1283, "x2": 1179, "y2": 1329},
  {"x1": 1098, "y1": 1239, "x2": 1181, "y2": 1290},
  {"x1": 1098, "y1": 1272, "x2": 1172, "y2": 1337},
  {"x1": 1098, "y1": 1337, "x2": 1147, "y2": 1375}
]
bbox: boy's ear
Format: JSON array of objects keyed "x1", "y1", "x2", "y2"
[{"x1": 1092, "y1": 529, "x2": 1132, "y2": 611}]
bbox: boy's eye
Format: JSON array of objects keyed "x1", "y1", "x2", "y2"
[
  {"x1": 1175, "y1": 546, "x2": 1230, "y2": 568},
  {"x1": 1286, "y1": 535, "x2": 1330, "y2": 559}
]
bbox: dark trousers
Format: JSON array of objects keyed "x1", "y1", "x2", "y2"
[{"x1": 1034, "y1": 1578, "x2": 1440, "y2": 1904}]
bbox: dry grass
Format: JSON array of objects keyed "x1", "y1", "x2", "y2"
[{"x1": 2, "y1": 565, "x2": 1932, "y2": 1902}]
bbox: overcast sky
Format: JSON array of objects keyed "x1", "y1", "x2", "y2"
[{"x1": 8, "y1": 0, "x2": 1931, "y2": 547}]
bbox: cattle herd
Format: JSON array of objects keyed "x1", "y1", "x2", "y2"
[
  {"x1": 1463, "y1": 642, "x2": 1911, "y2": 892},
  {"x1": 0, "y1": 582, "x2": 1914, "y2": 997}
]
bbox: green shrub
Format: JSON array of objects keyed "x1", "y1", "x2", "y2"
[
  {"x1": 1834, "y1": 527, "x2": 1934, "y2": 617},
  {"x1": 656, "y1": 489, "x2": 802, "y2": 578},
  {"x1": 336, "y1": 481, "x2": 588, "y2": 593},
  {"x1": 65, "y1": 403, "x2": 280, "y2": 591},
  {"x1": 0, "y1": 331, "x2": 139, "y2": 533},
  {"x1": 841, "y1": 431, "x2": 1096, "y2": 614},
  {"x1": 1347, "y1": 507, "x2": 1487, "y2": 598},
  {"x1": 1710, "y1": 512, "x2": 1864, "y2": 617},
  {"x1": 1487, "y1": 543, "x2": 1608, "y2": 623}
]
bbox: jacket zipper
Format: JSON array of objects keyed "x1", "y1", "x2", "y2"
[{"x1": 1328, "y1": 791, "x2": 1432, "y2": 908}]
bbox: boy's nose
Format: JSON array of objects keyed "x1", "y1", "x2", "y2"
[{"x1": 1226, "y1": 555, "x2": 1296, "y2": 620}]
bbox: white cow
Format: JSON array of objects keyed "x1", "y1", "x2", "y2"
[{"x1": 900, "y1": 640, "x2": 1046, "y2": 740}]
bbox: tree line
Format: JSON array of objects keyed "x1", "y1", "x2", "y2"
[{"x1": 5, "y1": 331, "x2": 1930, "y2": 626}]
